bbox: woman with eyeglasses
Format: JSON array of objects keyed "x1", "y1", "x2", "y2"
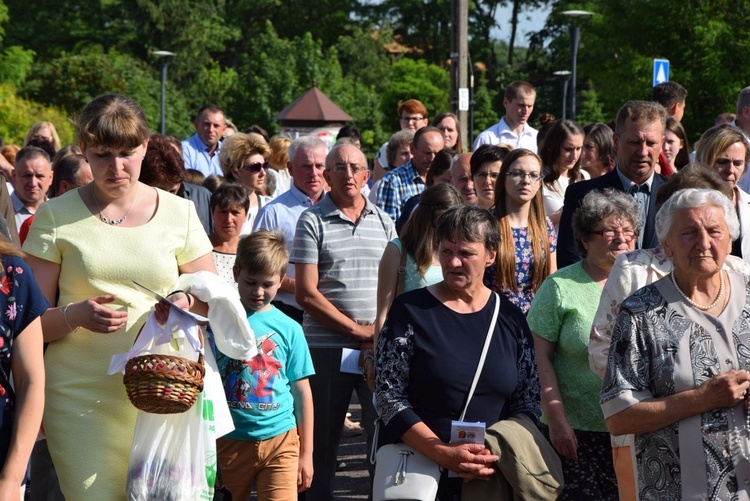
[
  {"x1": 219, "y1": 133, "x2": 272, "y2": 234},
  {"x1": 527, "y1": 189, "x2": 638, "y2": 501},
  {"x1": 485, "y1": 148, "x2": 556, "y2": 314},
  {"x1": 540, "y1": 120, "x2": 587, "y2": 233},
  {"x1": 470, "y1": 144, "x2": 513, "y2": 210}
]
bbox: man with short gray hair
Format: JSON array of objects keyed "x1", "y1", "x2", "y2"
[
  {"x1": 254, "y1": 136, "x2": 328, "y2": 322},
  {"x1": 292, "y1": 143, "x2": 395, "y2": 500}
]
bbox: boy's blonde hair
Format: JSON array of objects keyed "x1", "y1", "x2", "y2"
[{"x1": 234, "y1": 230, "x2": 289, "y2": 278}]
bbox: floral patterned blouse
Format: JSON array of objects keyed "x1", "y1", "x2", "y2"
[
  {"x1": 484, "y1": 217, "x2": 557, "y2": 314},
  {"x1": 0, "y1": 256, "x2": 48, "y2": 466}
]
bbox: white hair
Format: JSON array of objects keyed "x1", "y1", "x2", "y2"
[
  {"x1": 288, "y1": 136, "x2": 327, "y2": 164},
  {"x1": 655, "y1": 188, "x2": 740, "y2": 243}
]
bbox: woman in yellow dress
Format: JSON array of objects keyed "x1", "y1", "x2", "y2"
[{"x1": 23, "y1": 94, "x2": 215, "y2": 499}]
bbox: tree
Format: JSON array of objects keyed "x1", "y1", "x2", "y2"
[
  {"x1": 117, "y1": 0, "x2": 240, "y2": 110},
  {"x1": 23, "y1": 49, "x2": 193, "y2": 137},
  {"x1": 378, "y1": 58, "x2": 450, "y2": 133},
  {"x1": 231, "y1": 23, "x2": 347, "y2": 134},
  {"x1": 471, "y1": 71, "x2": 501, "y2": 138},
  {"x1": 505, "y1": 0, "x2": 551, "y2": 66},
  {"x1": 537, "y1": 0, "x2": 750, "y2": 138},
  {"x1": 365, "y1": 0, "x2": 452, "y2": 66},
  {"x1": 3, "y1": 0, "x2": 131, "y2": 58},
  {"x1": 0, "y1": 83, "x2": 73, "y2": 145}
]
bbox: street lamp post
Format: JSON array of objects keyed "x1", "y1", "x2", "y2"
[
  {"x1": 553, "y1": 70, "x2": 571, "y2": 119},
  {"x1": 561, "y1": 10, "x2": 593, "y2": 122},
  {"x1": 151, "y1": 51, "x2": 176, "y2": 134}
]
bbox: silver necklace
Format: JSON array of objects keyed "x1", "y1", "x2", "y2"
[
  {"x1": 91, "y1": 184, "x2": 139, "y2": 226},
  {"x1": 670, "y1": 271, "x2": 724, "y2": 311}
]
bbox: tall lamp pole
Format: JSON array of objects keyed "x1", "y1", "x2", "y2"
[
  {"x1": 561, "y1": 11, "x2": 593, "y2": 122},
  {"x1": 553, "y1": 70, "x2": 571, "y2": 119},
  {"x1": 152, "y1": 51, "x2": 176, "y2": 134}
]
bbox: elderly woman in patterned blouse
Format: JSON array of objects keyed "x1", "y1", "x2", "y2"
[{"x1": 601, "y1": 188, "x2": 750, "y2": 500}]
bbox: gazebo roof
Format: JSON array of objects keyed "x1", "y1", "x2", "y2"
[{"x1": 274, "y1": 84, "x2": 353, "y2": 122}]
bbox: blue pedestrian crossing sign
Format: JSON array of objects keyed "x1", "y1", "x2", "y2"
[{"x1": 653, "y1": 59, "x2": 669, "y2": 87}]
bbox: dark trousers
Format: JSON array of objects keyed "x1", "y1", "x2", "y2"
[
  {"x1": 30, "y1": 439, "x2": 65, "y2": 501},
  {"x1": 303, "y1": 347, "x2": 376, "y2": 501}
]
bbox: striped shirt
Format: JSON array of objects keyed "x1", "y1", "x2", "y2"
[{"x1": 291, "y1": 193, "x2": 395, "y2": 348}]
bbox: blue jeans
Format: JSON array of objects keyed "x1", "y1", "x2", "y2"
[{"x1": 304, "y1": 347, "x2": 376, "y2": 501}]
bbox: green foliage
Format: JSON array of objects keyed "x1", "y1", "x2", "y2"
[
  {"x1": 539, "y1": 0, "x2": 750, "y2": 139},
  {"x1": 0, "y1": 45, "x2": 34, "y2": 86},
  {"x1": 3, "y1": 0, "x2": 129, "y2": 57},
  {"x1": 0, "y1": 83, "x2": 74, "y2": 145},
  {"x1": 0, "y1": 0, "x2": 561, "y2": 149},
  {"x1": 366, "y1": 0, "x2": 452, "y2": 65},
  {"x1": 228, "y1": 22, "x2": 450, "y2": 153},
  {"x1": 232, "y1": 23, "x2": 344, "y2": 135},
  {"x1": 472, "y1": 71, "x2": 501, "y2": 138},
  {"x1": 576, "y1": 83, "x2": 607, "y2": 124},
  {"x1": 118, "y1": 0, "x2": 240, "y2": 109},
  {"x1": 0, "y1": 1, "x2": 7, "y2": 41},
  {"x1": 22, "y1": 49, "x2": 193, "y2": 138},
  {"x1": 379, "y1": 58, "x2": 450, "y2": 130}
]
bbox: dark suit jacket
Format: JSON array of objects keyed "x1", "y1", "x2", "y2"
[{"x1": 556, "y1": 168, "x2": 667, "y2": 268}]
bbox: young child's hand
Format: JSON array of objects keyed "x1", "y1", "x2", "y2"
[{"x1": 297, "y1": 451, "x2": 314, "y2": 492}]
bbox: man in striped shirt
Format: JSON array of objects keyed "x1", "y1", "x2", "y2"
[{"x1": 292, "y1": 143, "x2": 395, "y2": 500}]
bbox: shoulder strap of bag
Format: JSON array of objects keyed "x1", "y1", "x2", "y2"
[{"x1": 459, "y1": 292, "x2": 500, "y2": 422}]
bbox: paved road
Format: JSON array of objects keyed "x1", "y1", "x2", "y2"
[
  {"x1": 332, "y1": 397, "x2": 371, "y2": 500},
  {"x1": 247, "y1": 395, "x2": 372, "y2": 500}
]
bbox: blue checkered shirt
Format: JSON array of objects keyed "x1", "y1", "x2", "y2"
[{"x1": 376, "y1": 161, "x2": 425, "y2": 221}]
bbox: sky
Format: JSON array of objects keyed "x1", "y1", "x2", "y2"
[{"x1": 492, "y1": 3, "x2": 552, "y2": 46}]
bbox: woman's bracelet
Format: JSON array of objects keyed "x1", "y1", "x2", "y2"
[
  {"x1": 62, "y1": 303, "x2": 76, "y2": 333},
  {"x1": 170, "y1": 290, "x2": 194, "y2": 308}
]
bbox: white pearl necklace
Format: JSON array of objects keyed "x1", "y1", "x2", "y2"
[{"x1": 670, "y1": 271, "x2": 725, "y2": 311}]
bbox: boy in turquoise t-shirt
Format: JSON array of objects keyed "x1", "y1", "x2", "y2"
[{"x1": 215, "y1": 230, "x2": 314, "y2": 500}]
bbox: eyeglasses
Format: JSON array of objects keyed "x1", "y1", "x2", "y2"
[
  {"x1": 507, "y1": 171, "x2": 542, "y2": 182},
  {"x1": 591, "y1": 227, "x2": 638, "y2": 241},
  {"x1": 331, "y1": 163, "x2": 367, "y2": 174},
  {"x1": 400, "y1": 115, "x2": 426, "y2": 123},
  {"x1": 240, "y1": 161, "x2": 269, "y2": 174}
]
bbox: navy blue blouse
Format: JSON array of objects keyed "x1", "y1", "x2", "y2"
[{"x1": 375, "y1": 288, "x2": 541, "y2": 445}]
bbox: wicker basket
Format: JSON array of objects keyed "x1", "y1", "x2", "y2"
[{"x1": 123, "y1": 326, "x2": 206, "y2": 414}]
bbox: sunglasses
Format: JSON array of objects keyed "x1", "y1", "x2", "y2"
[{"x1": 240, "y1": 161, "x2": 269, "y2": 174}]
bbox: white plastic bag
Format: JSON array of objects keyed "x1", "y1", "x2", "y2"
[
  {"x1": 126, "y1": 392, "x2": 217, "y2": 501},
  {"x1": 116, "y1": 311, "x2": 217, "y2": 500}
]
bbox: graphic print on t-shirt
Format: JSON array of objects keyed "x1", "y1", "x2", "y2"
[{"x1": 224, "y1": 333, "x2": 283, "y2": 411}]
